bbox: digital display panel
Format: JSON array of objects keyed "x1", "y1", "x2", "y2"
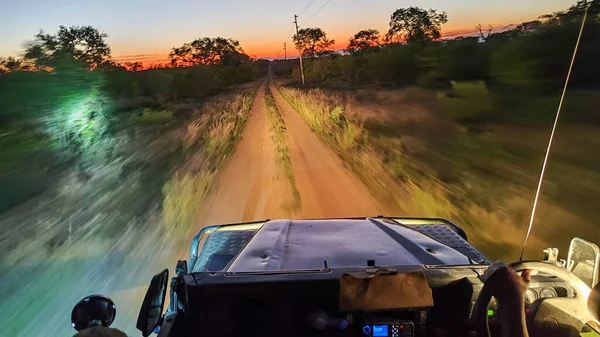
[{"x1": 373, "y1": 325, "x2": 389, "y2": 337}]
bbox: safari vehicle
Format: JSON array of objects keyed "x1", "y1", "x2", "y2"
[
  {"x1": 68, "y1": 3, "x2": 600, "y2": 335},
  {"x1": 71, "y1": 216, "x2": 600, "y2": 337}
]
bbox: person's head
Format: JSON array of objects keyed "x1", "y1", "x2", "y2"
[{"x1": 73, "y1": 326, "x2": 128, "y2": 337}]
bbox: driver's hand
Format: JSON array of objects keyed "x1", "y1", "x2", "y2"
[
  {"x1": 483, "y1": 261, "x2": 535, "y2": 307},
  {"x1": 73, "y1": 326, "x2": 128, "y2": 337},
  {"x1": 483, "y1": 261, "x2": 535, "y2": 337}
]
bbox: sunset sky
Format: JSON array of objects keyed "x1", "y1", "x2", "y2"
[{"x1": 0, "y1": 0, "x2": 576, "y2": 66}]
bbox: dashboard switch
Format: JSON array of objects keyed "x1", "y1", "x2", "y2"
[{"x1": 363, "y1": 325, "x2": 371, "y2": 335}]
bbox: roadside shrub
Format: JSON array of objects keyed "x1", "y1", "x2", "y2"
[
  {"x1": 236, "y1": 62, "x2": 258, "y2": 83},
  {"x1": 330, "y1": 106, "x2": 344, "y2": 126},
  {"x1": 272, "y1": 59, "x2": 296, "y2": 77},
  {"x1": 135, "y1": 109, "x2": 173, "y2": 124}
]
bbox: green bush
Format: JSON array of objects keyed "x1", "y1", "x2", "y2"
[{"x1": 131, "y1": 109, "x2": 173, "y2": 124}]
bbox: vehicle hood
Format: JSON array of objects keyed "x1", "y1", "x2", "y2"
[{"x1": 227, "y1": 218, "x2": 473, "y2": 273}]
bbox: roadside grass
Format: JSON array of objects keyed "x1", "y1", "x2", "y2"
[
  {"x1": 0, "y1": 129, "x2": 62, "y2": 210},
  {"x1": 276, "y1": 87, "x2": 361, "y2": 151},
  {"x1": 276, "y1": 84, "x2": 406, "y2": 214},
  {"x1": 439, "y1": 81, "x2": 600, "y2": 126},
  {"x1": 264, "y1": 83, "x2": 301, "y2": 212},
  {"x1": 275, "y1": 81, "x2": 600, "y2": 261},
  {"x1": 162, "y1": 89, "x2": 257, "y2": 237},
  {"x1": 1, "y1": 85, "x2": 258, "y2": 261},
  {"x1": 130, "y1": 108, "x2": 174, "y2": 125}
]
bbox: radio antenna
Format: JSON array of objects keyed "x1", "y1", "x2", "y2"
[{"x1": 519, "y1": 1, "x2": 590, "y2": 261}]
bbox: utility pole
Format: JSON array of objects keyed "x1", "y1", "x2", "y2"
[
  {"x1": 293, "y1": 14, "x2": 305, "y2": 86},
  {"x1": 283, "y1": 42, "x2": 287, "y2": 60}
]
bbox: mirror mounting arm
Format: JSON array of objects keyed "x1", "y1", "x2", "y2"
[{"x1": 543, "y1": 247, "x2": 559, "y2": 262}]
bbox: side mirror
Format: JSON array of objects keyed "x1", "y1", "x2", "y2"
[
  {"x1": 137, "y1": 269, "x2": 169, "y2": 337},
  {"x1": 71, "y1": 295, "x2": 117, "y2": 331},
  {"x1": 567, "y1": 237, "x2": 600, "y2": 288},
  {"x1": 589, "y1": 282, "x2": 600, "y2": 322}
]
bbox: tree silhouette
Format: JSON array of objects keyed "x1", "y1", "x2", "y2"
[
  {"x1": 347, "y1": 29, "x2": 380, "y2": 54},
  {"x1": 541, "y1": 0, "x2": 600, "y2": 24},
  {"x1": 515, "y1": 21, "x2": 542, "y2": 34},
  {"x1": 0, "y1": 57, "x2": 30, "y2": 73},
  {"x1": 24, "y1": 26, "x2": 111, "y2": 68},
  {"x1": 476, "y1": 24, "x2": 493, "y2": 41},
  {"x1": 123, "y1": 62, "x2": 144, "y2": 71},
  {"x1": 169, "y1": 37, "x2": 250, "y2": 67},
  {"x1": 387, "y1": 7, "x2": 448, "y2": 43},
  {"x1": 293, "y1": 28, "x2": 335, "y2": 57},
  {"x1": 567, "y1": 0, "x2": 600, "y2": 18}
]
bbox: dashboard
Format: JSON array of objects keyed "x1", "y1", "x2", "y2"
[
  {"x1": 525, "y1": 282, "x2": 570, "y2": 304},
  {"x1": 485, "y1": 275, "x2": 572, "y2": 321},
  {"x1": 175, "y1": 268, "x2": 573, "y2": 337}
]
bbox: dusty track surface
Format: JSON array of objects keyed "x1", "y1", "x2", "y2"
[
  {"x1": 196, "y1": 79, "x2": 383, "y2": 229},
  {"x1": 196, "y1": 81, "x2": 294, "y2": 226}
]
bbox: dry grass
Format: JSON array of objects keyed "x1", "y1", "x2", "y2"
[
  {"x1": 162, "y1": 91, "x2": 256, "y2": 236},
  {"x1": 276, "y1": 82, "x2": 600, "y2": 261},
  {"x1": 276, "y1": 86, "x2": 365, "y2": 154},
  {"x1": 276, "y1": 84, "x2": 407, "y2": 212},
  {"x1": 264, "y1": 82, "x2": 301, "y2": 212}
]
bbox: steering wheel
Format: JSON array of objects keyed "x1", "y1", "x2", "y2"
[{"x1": 472, "y1": 261, "x2": 593, "y2": 337}]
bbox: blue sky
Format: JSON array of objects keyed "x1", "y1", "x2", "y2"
[{"x1": 0, "y1": 0, "x2": 576, "y2": 62}]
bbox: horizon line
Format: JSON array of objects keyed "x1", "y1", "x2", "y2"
[{"x1": 113, "y1": 23, "x2": 518, "y2": 66}]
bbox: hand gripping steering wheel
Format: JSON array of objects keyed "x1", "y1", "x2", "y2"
[{"x1": 472, "y1": 261, "x2": 593, "y2": 337}]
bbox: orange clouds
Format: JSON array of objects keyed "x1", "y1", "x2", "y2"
[
  {"x1": 113, "y1": 20, "x2": 519, "y2": 65},
  {"x1": 114, "y1": 53, "x2": 170, "y2": 68}
]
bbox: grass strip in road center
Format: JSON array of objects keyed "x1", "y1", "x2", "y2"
[{"x1": 265, "y1": 83, "x2": 301, "y2": 212}]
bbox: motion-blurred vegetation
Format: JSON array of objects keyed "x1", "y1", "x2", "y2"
[
  {"x1": 0, "y1": 25, "x2": 264, "y2": 336},
  {"x1": 274, "y1": 0, "x2": 600, "y2": 259},
  {"x1": 0, "y1": 26, "x2": 268, "y2": 212}
]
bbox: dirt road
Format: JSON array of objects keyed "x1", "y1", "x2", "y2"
[
  {"x1": 195, "y1": 81, "x2": 295, "y2": 226},
  {"x1": 267, "y1": 81, "x2": 383, "y2": 217},
  {"x1": 195, "y1": 79, "x2": 383, "y2": 230}
]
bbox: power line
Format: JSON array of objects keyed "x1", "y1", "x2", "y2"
[
  {"x1": 299, "y1": 0, "x2": 315, "y2": 17},
  {"x1": 283, "y1": 0, "x2": 315, "y2": 42},
  {"x1": 302, "y1": 0, "x2": 333, "y2": 25},
  {"x1": 283, "y1": 24, "x2": 295, "y2": 42}
]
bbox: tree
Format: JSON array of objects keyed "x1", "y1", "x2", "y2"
[
  {"x1": 169, "y1": 37, "x2": 249, "y2": 67},
  {"x1": 293, "y1": 28, "x2": 335, "y2": 57},
  {"x1": 387, "y1": 7, "x2": 448, "y2": 43},
  {"x1": 24, "y1": 26, "x2": 111, "y2": 68},
  {"x1": 347, "y1": 29, "x2": 380, "y2": 54},
  {"x1": 123, "y1": 62, "x2": 144, "y2": 71},
  {"x1": 564, "y1": 0, "x2": 600, "y2": 20},
  {"x1": 0, "y1": 57, "x2": 29, "y2": 73},
  {"x1": 540, "y1": 0, "x2": 600, "y2": 25},
  {"x1": 515, "y1": 21, "x2": 542, "y2": 33},
  {"x1": 476, "y1": 24, "x2": 493, "y2": 41}
]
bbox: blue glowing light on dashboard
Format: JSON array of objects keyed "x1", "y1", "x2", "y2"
[
  {"x1": 363, "y1": 325, "x2": 371, "y2": 335},
  {"x1": 373, "y1": 325, "x2": 389, "y2": 337}
]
